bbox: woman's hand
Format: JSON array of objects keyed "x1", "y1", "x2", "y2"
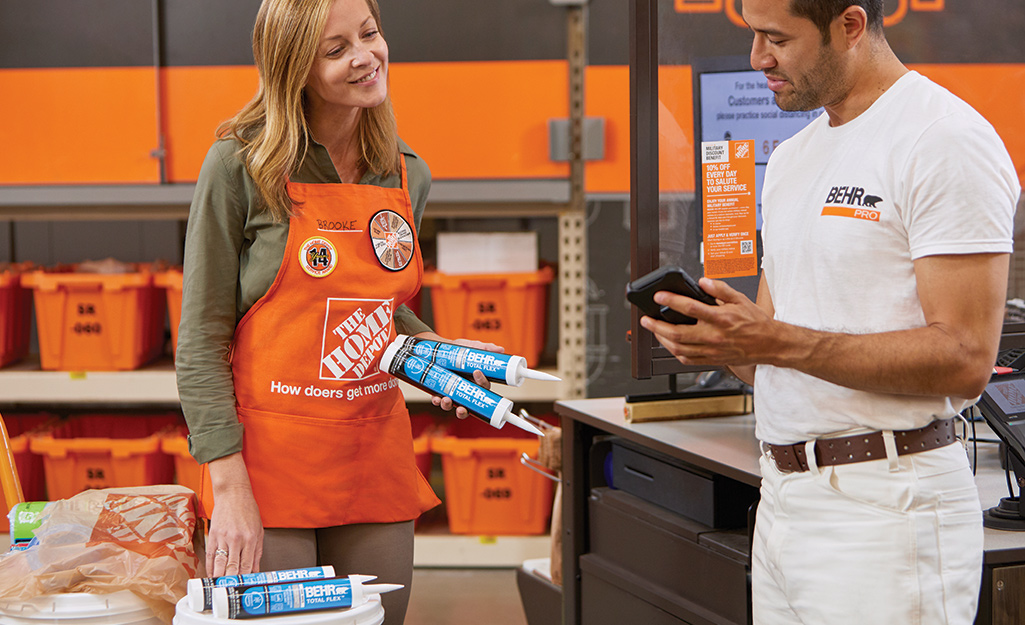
[
  {"x1": 205, "y1": 453, "x2": 264, "y2": 577},
  {"x1": 412, "y1": 332, "x2": 504, "y2": 419}
]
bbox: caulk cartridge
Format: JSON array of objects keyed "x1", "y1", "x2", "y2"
[
  {"x1": 211, "y1": 574, "x2": 402, "y2": 619},
  {"x1": 393, "y1": 334, "x2": 560, "y2": 387},
  {"x1": 187, "y1": 565, "x2": 336, "y2": 611},
  {"x1": 380, "y1": 341, "x2": 544, "y2": 436}
]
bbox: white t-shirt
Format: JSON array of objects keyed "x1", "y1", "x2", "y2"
[{"x1": 756, "y1": 71, "x2": 1019, "y2": 445}]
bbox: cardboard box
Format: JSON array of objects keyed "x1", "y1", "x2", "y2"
[{"x1": 437, "y1": 232, "x2": 537, "y2": 275}]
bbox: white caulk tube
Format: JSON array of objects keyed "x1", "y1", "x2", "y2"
[
  {"x1": 392, "y1": 334, "x2": 560, "y2": 387},
  {"x1": 186, "y1": 565, "x2": 335, "y2": 612},
  {"x1": 211, "y1": 574, "x2": 402, "y2": 619},
  {"x1": 380, "y1": 341, "x2": 544, "y2": 436}
]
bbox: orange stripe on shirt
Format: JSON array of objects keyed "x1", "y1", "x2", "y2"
[{"x1": 821, "y1": 206, "x2": 882, "y2": 221}]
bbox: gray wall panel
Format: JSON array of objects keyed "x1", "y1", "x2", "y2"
[
  {"x1": 0, "y1": 223, "x2": 10, "y2": 263},
  {"x1": 0, "y1": 1, "x2": 154, "y2": 68},
  {"x1": 161, "y1": 0, "x2": 259, "y2": 67},
  {"x1": 586, "y1": 199, "x2": 671, "y2": 397},
  {"x1": 9, "y1": 221, "x2": 182, "y2": 266},
  {"x1": 2, "y1": 0, "x2": 1024, "y2": 69},
  {"x1": 384, "y1": 0, "x2": 565, "y2": 63},
  {"x1": 589, "y1": 0, "x2": 629, "y2": 66},
  {"x1": 654, "y1": 1, "x2": 1025, "y2": 65}
]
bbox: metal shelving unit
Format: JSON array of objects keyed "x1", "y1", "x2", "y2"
[
  {"x1": 0, "y1": 357, "x2": 565, "y2": 407},
  {"x1": 0, "y1": 178, "x2": 582, "y2": 566}
]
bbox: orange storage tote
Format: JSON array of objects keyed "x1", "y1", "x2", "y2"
[
  {"x1": 0, "y1": 413, "x2": 57, "y2": 532},
  {"x1": 22, "y1": 268, "x2": 165, "y2": 371},
  {"x1": 160, "y1": 431, "x2": 201, "y2": 494},
  {"x1": 431, "y1": 417, "x2": 553, "y2": 535},
  {"x1": 28, "y1": 414, "x2": 180, "y2": 500},
  {"x1": 0, "y1": 268, "x2": 31, "y2": 368},
  {"x1": 422, "y1": 266, "x2": 553, "y2": 368},
  {"x1": 154, "y1": 269, "x2": 183, "y2": 358}
]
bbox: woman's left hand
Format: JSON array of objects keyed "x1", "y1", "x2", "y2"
[{"x1": 412, "y1": 333, "x2": 504, "y2": 419}]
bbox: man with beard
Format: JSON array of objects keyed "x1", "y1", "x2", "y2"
[{"x1": 641, "y1": 1, "x2": 1019, "y2": 622}]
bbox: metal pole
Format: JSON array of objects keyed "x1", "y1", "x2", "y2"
[
  {"x1": 558, "y1": 2, "x2": 589, "y2": 400},
  {"x1": 151, "y1": 0, "x2": 167, "y2": 183}
]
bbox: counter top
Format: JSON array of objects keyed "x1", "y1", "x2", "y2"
[{"x1": 556, "y1": 396, "x2": 1025, "y2": 560}]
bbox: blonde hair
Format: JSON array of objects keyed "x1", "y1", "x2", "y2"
[{"x1": 219, "y1": 0, "x2": 400, "y2": 220}]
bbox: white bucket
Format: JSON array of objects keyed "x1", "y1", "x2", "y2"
[
  {"x1": 0, "y1": 590, "x2": 162, "y2": 624},
  {"x1": 172, "y1": 595, "x2": 385, "y2": 625}
]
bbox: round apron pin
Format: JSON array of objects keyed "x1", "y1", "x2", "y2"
[
  {"x1": 299, "y1": 236, "x2": 338, "y2": 278},
  {"x1": 370, "y1": 210, "x2": 414, "y2": 271}
]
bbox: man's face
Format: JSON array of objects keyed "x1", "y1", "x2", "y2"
[{"x1": 742, "y1": 0, "x2": 849, "y2": 112}]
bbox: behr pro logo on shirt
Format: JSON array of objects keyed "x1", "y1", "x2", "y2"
[
  {"x1": 820, "y1": 185, "x2": 885, "y2": 222},
  {"x1": 320, "y1": 298, "x2": 393, "y2": 380}
]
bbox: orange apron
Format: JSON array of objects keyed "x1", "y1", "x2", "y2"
[{"x1": 199, "y1": 158, "x2": 440, "y2": 528}]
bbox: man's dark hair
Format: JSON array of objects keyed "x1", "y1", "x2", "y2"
[{"x1": 790, "y1": 0, "x2": 884, "y2": 42}]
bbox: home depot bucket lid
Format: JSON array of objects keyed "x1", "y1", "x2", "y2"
[
  {"x1": 0, "y1": 590, "x2": 162, "y2": 624},
  {"x1": 172, "y1": 595, "x2": 384, "y2": 625}
]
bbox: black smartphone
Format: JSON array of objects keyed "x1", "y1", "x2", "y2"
[{"x1": 626, "y1": 265, "x2": 717, "y2": 325}]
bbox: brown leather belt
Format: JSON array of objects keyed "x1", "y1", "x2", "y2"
[{"x1": 766, "y1": 418, "x2": 958, "y2": 473}]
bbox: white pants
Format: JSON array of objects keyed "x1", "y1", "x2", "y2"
[{"x1": 752, "y1": 441, "x2": 983, "y2": 625}]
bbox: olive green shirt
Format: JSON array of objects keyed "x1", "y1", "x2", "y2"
[{"x1": 176, "y1": 137, "x2": 432, "y2": 465}]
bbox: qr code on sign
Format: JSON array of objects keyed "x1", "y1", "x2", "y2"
[{"x1": 740, "y1": 240, "x2": 754, "y2": 255}]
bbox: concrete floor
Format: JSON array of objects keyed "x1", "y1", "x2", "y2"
[{"x1": 406, "y1": 568, "x2": 528, "y2": 625}]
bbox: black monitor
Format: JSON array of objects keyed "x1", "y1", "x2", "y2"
[
  {"x1": 977, "y1": 372, "x2": 1025, "y2": 530},
  {"x1": 629, "y1": 1, "x2": 822, "y2": 380}
]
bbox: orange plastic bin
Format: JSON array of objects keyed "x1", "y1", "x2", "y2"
[
  {"x1": 0, "y1": 268, "x2": 31, "y2": 368},
  {"x1": 154, "y1": 269, "x2": 183, "y2": 358},
  {"x1": 422, "y1": 267, "x2": 553, "y2": 368},
  {"x1": 22, "y1": 268, "x2": 165, "y2": 371},
  {"x1": 28, "y1": 414, "x2": 181, "y2": 500},
  {"x1": 0, "y1": 413, "x2": 55, "y2": 531},
  {"x1": 431, "y1": 417, "x2": 553, "y2": 535},
  {"x1": 410, "y1": 413, "x2": 435, "y2": 480},
  {"x1": 160, "y1": 431, "x2": 201, "y2": 495}
]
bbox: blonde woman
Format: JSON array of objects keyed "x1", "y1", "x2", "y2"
[{"x1": 176, "y1": 0, "x2": 490, "y2": 621}]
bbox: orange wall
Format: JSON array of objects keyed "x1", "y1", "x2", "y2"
[
  {"x1": 1, "y1": 62, "x2": 1023, "y2": 193},
  {"x1": 911, "y1": 64, "x2": 1025, "y2": 186},
  {"x1": 391, "y1": 61, "x2": 569, "y2": 181},
  {"x1": 0, "y1": 67, "x2": 160, "y2": 184}
]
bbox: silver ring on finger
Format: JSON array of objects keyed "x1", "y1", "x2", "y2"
[{"x1": 215, "y1": 548, "x2": 229, "y2": 558}]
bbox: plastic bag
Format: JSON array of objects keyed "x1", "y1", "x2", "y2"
[{"x1": 0, "y1": 485, "x2": 203, "y2": 624}]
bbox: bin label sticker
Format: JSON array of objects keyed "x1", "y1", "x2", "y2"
[
  {"x1": 319, "y1": 298, "x2": 393, "y2": 381},
  {"x1": 299, "y1": 237, "x2": 338, "y2": 278}
]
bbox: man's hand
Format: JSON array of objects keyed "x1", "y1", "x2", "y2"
[{"x1": 640, "y1": 276, "x2": 777, "y2": 369}]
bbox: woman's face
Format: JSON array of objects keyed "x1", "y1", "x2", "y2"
[{"x1": 305, "y1": 0, "x2": 389, "y2": 115}]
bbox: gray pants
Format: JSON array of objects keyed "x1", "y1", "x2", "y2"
[{"x1": 261, "y1": 521, "x2": 415, "y2": 625}]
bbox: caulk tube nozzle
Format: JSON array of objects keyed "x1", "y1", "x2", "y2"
[
  {"x1": 348, "y1": 574, "x2": 405, "y2": 608},
  {"x1": 500, "y1": 355, "x2": 561, "y2": 386},
  {"x1": 504, "y1": 409, "x2": 545, "y2": 437},
  {"x1": 521, "y1": 367, "x2": 561, "y2": 383}
]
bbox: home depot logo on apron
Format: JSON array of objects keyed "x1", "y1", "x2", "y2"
[{"x1": 199, "y1": 158, "x2": 439, "y2": 528}]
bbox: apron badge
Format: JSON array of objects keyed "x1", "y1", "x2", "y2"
[
  {"x1": 370, "y1": 210, "x2": 415, "y2": 272},
  {"x1": 299, "y1": 236, "x2": 338, "y2": 278}
]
